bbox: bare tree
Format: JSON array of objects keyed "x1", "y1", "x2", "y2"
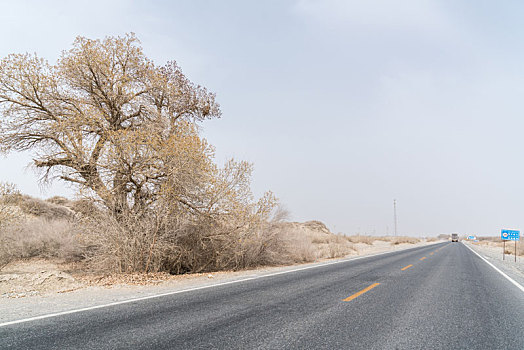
[{"x1": 0, "y1": 33, "x2": 220, "y2": 215}]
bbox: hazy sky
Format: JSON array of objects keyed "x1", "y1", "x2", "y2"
[{"x1": 1, "y1": 0, "x2": 524, "y2": 236}]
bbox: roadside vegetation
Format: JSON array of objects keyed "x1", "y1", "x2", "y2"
[
  {"x1": 346, "y1": 235, "x2": 421, "y2": 245},
  {"x1": 0, "y1": 34, "x2": 429, "y2": 277},
  {"x1": 0, "y1": 191, "x2": 430, "y2": 276},
  {"x1": 471, "y1": 236, "x2": 524, "y2": 257}
]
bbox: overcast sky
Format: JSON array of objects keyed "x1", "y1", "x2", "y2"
[{"x1": 1, "y1": 0, "x2": 523, "y2": 236}]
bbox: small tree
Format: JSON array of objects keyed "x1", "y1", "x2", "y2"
[{"x1": 0, "y1": 34, "x2": 220, "y2": 215}]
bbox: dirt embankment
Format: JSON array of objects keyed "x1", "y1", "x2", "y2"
[{"x1": 0, "y1": 260, "x2": 81, "y2": 298}]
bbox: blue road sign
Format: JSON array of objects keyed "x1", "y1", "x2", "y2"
[
  {"x1": 468, "y1": 235, "x2": 475, "y2": 240},
  {"x1": 501, "y1": 229, "x2": 520, "y2": 241}
]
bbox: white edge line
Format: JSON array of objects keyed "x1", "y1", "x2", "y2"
[
  {"x1": 463, "y1": 242, "x2": 524, "y2": 293},
  {"x1": 0, "y1": 241, "x2": 444, "y2": 328}
]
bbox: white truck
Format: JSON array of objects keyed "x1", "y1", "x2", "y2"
[{"x1": 451, "y1": 233, "x2": 459, "y2": 242}]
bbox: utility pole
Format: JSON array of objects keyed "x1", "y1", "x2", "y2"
[{"x1": 393, "y1": 199, "x2": 398, "y2": 236}]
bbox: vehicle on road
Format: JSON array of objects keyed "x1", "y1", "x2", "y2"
[{"x1": 451, "y1": 233, "x2": 459, "y2": 242}]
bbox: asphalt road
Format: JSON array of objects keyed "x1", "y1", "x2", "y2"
[{"x1": 1, "y1": 242, "x2": 523, "y2": 349}]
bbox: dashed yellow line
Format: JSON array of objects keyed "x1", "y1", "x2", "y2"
[
  {"x1": 343, "y1": 247, "x2": 443, "y2": 302},
  {"x1": 343, "y1": 283, "x2": 381, "y2": 302}
]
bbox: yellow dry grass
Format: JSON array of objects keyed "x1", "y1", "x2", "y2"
[{"x1": 472, "y1": 238, "x2": 524, "y2": 256}]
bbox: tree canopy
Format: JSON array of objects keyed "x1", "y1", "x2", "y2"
[{"x1": 0, "y1": 34, "x2": 224, "y2": 215}]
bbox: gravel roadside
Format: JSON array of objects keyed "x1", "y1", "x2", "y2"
[{"x1": 463, "y1": 241, "x2": 524, "y2": 288}]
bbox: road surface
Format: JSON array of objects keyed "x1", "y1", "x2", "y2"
[{"x1": 1, "y1": 242, "x2": 523, "y2": 349}]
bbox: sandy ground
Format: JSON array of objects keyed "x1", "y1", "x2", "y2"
[
  {"x1": 464, "y1": 241, "x2": 524, "y2": 287},
  {"x1": 0, "y1": 240, "x2": 440, "y2": 324}
]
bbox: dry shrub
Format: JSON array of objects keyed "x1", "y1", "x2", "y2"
[
  {"x1": 303, "y1": 221, "x2": 331, "y2": 233},
  {"x1": 276, "y1": 224, "x2": 355, "y2": 262},
  {"x1": 82, "y1": 207, "x2": 291, "y2": 274},
  {"x1": 279, "y1": 226, "x2": 317, "y2": 263},
  {"x1": 315, "y1": 233, "x2": 354, "y2": 259},
  {"x1": 78, "y1": 158, "x2": 285, "y2": 274},
  {"x1": 286, "y1": 240, "x2": 317, "y2": 262},
  {"x1": 472, "y1": 237, "x2": 523, "y2": 256},
  {"x1": 497, "y1": 241, "x2": 524, "y2": 257},
  {"x1": 345, "y1": 235, "x2": 420, "y2": 245},
  {"x1": 46, "y1": 196, "x2": 71, "y2": 206},
  {"x1": 18, "y1": 196, "x2": 74, "y2": 220},
  {"x1": 0, "y1": 182, "x2": 24, "y2": 229},
  {"x1": 382, "y1": 236, "x2": 420, "y2": 245},
  {"x1": 0, "y1": 164, "x2": 291, "y2": 275},
  {"x1": 0, "y1": 186, "x2": 86, "y2": 269},
  {"x1": 311, "y1": 234, "x2": 331, "y2": 244},
  {"x1": 329, "y1": 235, "x2": 355, "y2": 257},
  {"x1": 0, "y1": 217, "x2": 83, "y2": 268},
  {"x1": 68, "y1": 199, "x2": 102, "y2": 217},
  {"x1": 0, "y1": 186, "x2": 355, "y2": 275},
  {"x1": 426, "y1": 237, "x2": 438, "y2": 242},
  {"x1": 326, "y1": 240, "x2": 353, "y2": 259},
  {"x1": 478, "y1": 236, "x2": 499, "y2": 242},
  {"x1": 346, "y1": 235, "x2": 376, "y2": 245}
]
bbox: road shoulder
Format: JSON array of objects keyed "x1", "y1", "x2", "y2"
[{"x1": 463, "y1": 241, "x2": 524, "y2": 290}]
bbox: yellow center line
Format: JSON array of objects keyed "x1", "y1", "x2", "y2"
[
  {"x1": 420, "y1": 256, "x2": 427, "y2": 261},
  {"x1": 401, "y1": 264, "x2": 413, "y2": 271},
  {"x1": 343, "y1": 283, "x2": 380, "y2": 302}
]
